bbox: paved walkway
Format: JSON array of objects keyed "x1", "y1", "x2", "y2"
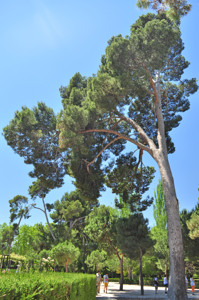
[{"x1": 96, "y1": 282, "x2": 199, "y2": 299}]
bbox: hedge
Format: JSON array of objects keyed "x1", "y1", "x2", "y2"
[{"x1": 0, "y1": 272, "x2": 96, "y2": 300}]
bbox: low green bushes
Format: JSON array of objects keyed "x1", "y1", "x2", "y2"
[{"x1": 0, "y1": 272, "x2": 96, "y2": 300}]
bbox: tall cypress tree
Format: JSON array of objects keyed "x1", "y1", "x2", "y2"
[{"x1": 151, "y1": 180, "x2": 169, "y2": 274}]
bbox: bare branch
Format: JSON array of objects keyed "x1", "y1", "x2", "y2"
[
  {"x1": 117, "y1": 114, "x2": 157, "y2": 152},
  {"x1": 69, "y1": 216, "x2": 85, "y2": 229},
  {"x1": 102, "y1": 117, "x2": 124, "y2": 146},
  {"x1": 79, "y1": 128, "x2": 152, "y2": 155},
  {"x1": 135, "y1": 148, "x2": 143, "y2": 174},
  {"x1": 32, "y1": 205, "x2": 45, "y2": 213},
  {"x1": 83, "y1": 136, "x2": 122, "y2": 173}
]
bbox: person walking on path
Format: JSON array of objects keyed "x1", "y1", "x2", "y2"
[
  {"x1": 96, "y1": 271, "x2": 102, "y2": 294},
  {"x1": 103, "y1": 273, "x2": 109, "y2": 293},
  {"x1": 190, "y1": 274, "x2": 195, "y2": 295},
  {"x1": 154, "y1": 275, "x2": 159, "y2": 294},
  {"x1": 164, "y1": 274, "x2": 168, "y2": 294},
  {"x1": 185, "y1": 274, "x2": 188, "y2": 292}
]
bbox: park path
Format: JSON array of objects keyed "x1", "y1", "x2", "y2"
[{"x1": 96, "y1": 282, "x2": 199, "y2": 299}]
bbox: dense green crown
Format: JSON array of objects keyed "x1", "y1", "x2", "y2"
[
  {"x1": 3, "y1": 102, "x2": 67, "y2": 190},
  {"x1": 57, "y1": 13, "x2": 197, "y2": 200}
]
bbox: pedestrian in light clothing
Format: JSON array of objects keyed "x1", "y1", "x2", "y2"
[
  {"x1": 185, "y1": 274, "x2": 188, "y2": 292},
  {"x1": 96, "y1": 271, "x2": 102, "y2": 294},
  {"x1": 103, "y1": 273, "x2": 109, "y2": 293},
  {"x1": 164, "y1": 274, "x2": 168, "y2": 294},
  {"x1": 190, "y1": 275, "x2": 195, "y2": 295},
  {"x1": 154, "y1": 275, "x2": 158, "y2": 294}
]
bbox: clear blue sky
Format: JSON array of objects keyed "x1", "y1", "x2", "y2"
[{"x1": 0, "y1": 0, "x2": 199, "y2": 228}]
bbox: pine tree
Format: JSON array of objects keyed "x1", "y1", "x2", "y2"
[{"x1": 58, "y1": 13, "x2": 198, "y2": 299}]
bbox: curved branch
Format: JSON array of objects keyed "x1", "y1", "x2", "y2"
[
  {"x1": 69, "y1": 216, "x2": 85, "y2": 229},
  {"x1": 79, "y1": 128, "x2": 153, "y2": 155},
  {"x1": 32, "y1": 205, "x2": 45, "y2": 213},
  {"x1": 83, "y1": 136, "x2": 122, "y2": 172},
  {"x1": 102, "y1": 117, "x2": 124, "y2": 146}
]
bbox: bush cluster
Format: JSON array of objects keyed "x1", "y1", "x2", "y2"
[{"x1": 0, "y1": 272, "x2": 96, "y2": 300}]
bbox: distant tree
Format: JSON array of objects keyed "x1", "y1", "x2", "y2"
[
  {"x1": 3, "y1": 102, "x2": 68, "y2": 240},
  {"x1": 33, "y1": 223, "x2": 55, "y2": 251},
  {"x1": 187, "y1": 213, "x2": 199, "y2": 240},
  {"x1": 141, "y1": 252, "x2": 158, "y2": 278},
  {"x1": 85, "y1": 249, "x2": 107, "y2": 272},
  {"x1": 29, "y1": 180, "x2": 56, "y2": 240},
  {"x1": 105, "y1": 255, "x2": 120, "y2": 275},
  {"x1": 12, "y1": 224, "x2": 42, "y2": 256},
  {"x1": 106, "y1": 255, "x2": 136, "y2": 280},
  {"x1": 186, "y1": 188, "x2": 199, "y2": 240},
  {"x1": 180, "y1": 209, "x2": 199, "y2": 274},
  {"x1": 50, "y1": 190, "x2": 97, "y2": 231},
  {"x1": 151, "y1": 180, "x2": 169, "y2": 274},
  {"x1": 0, "y1": 223, "x2": 14, "y2": 255},
  {"x1": 84, "y1": 205, "x2": 125, "y2": 291},
  {"x1": 50, "y1": 190, "x2": 98, "y2": 271},
  {"x1": 8, "y1": 195, "x2": 30, "y2": 256},
  {"x1": 116, "y1": 214, "x2": 153, "y2": 295},
  {"x1": 51, "y1": 241, "x2": 80, "y2": 272}
]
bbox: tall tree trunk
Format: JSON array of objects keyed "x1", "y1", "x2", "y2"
[
  {"x1": 82, "y1": 234, "x2": 87, "y2": 273},
  {"x1": 8, "y1": 214, "x2": 23, "y2": 267},
  {"x1": 119, "y1": 255, "x2": 124, "y2": 291},
  {"x1": 139, "y1": 247, "x2": 144, "y2": 295},
  {"x1": 128, "y1": 266, "x2": 133, "y2": 280},
  {"x1": 41, "y1": 196, "x2": 56, "y2": 240},
  {"x1": 152, "y1": 71, "x2": 187, "y2": 300},
  {"x1": 155, "y1": 152, "x2": 187, "y2": 300},
  {"x1": 66, "y1": 258, "x2": 69, "y2": 273}
]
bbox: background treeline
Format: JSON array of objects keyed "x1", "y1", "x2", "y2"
[{"x1": 1, "y1": 181, "x2": 199, "y2": 290}]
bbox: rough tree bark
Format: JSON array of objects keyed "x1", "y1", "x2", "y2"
[{"x1": 154, "y1": 71, "x2": 187, "y2": 299}]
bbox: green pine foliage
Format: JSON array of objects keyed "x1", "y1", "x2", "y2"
[
  {"x1": 136, "y1": 0, "x2": 192, "y2": 21},
  {"x1": 57, "y1": 13, "x2": 197, "y2": 202}
]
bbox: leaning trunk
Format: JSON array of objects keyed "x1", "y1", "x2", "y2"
[
  {"x1": 152, "y1": 71, "x2": 187, "y2": 300},
  {"x1": 41, "y1": 196, "x2": 56, "y2": 240},
  {"x1": 139, "y1": 247, "x2": 144, "y2": 295},
  {"x1": 155, "y1": 152, "x2": 187, "y2": 300}
]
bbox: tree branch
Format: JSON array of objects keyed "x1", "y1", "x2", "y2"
[
  {"x1": 142, "y1": 64, "x2": 167, "y2": 153},
  {"x1": 83, "y1": 136, "x2": 122, "y2": 172},
  {"x1": 79, "y1": 128, "x2": 153, "y2": 155},
  {"x1": 69, "y1": 216, "x2": 85, "y2": 229},
  {"x1": 32, "y1": 205, "x2": 45, "y2": 213},
  {"x1": 117, "y1": 114, "x2": 157, "y2": 152},
  {"x1": 102, "y1": 117, "x2": 124, "y2": 146},
  {"x1": 142, "y1": 63, "x2": 159, "y2": 104}
]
